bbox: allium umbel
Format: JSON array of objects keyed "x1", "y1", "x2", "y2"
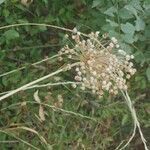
[{"x1": 58, "y1": 31, "x2": 136, "y2": 97}]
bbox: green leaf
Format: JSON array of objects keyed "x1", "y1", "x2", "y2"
[
  {"x1": 120, "y1": 43, "x2": 133, "y2": 54},
  {"x1": 0, "y1": 50, "x2": 6, "y2": 59},
  {"x1": 47, "y1": 144, "x2": 53, "y2": 150},
  {"x1": 0, "y1": 0, "x2": 5, "y2": 5},
  {"x1": 146, "y1": 67, "x2": 150, "y2": 82},
  {"x1": 130, "y1": 0, "x2": 143, "y2": 12},
  {"x1": 4, "y1": 29, "x2": 19, "y2": 41},
  {"x1": 124, "y1": 5, "x2": 138, "y2": 17},
  {"x1": 104, "y1": 6, "x2": 117, "y2": 17},
  {"x1": 134, "y1": 50, "x2": 145, "y2": 65},
  {"x1": 106, "y1": 19, "x2": 118, "y2": 27},
  {"x1": 135, "y1": 17, "x2": 145, "y2": 31},
  {"x1": 119, "y1": 8, "x2": 134, "y2": 19},
  {"x1": 121, "y1": 23, "x2": 135, "y2": 35},
  {"x1": 123, "y1": 33, "x2": 135, "y2": 44},
  {"x1": 108, "y1": 30, "x2": 120, "y2": 39},
  {"x1": 42, "y1": 0, "x2": 48, "y2": 4},
  {"x1": 122, "y1": 114, "x2": 129, "y2": 125},
  {"x1": 92, "y1": 0, "x2": 103, "y2": 8}
]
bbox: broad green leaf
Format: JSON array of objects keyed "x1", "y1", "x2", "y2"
[
  {"x1": 130, "y1": 0, "x2": 143, "y2": 12},
  {"x1": 106, "y1": 19, "x2": 118, "y2": 27},
  {"x1": 124, "y1": 5, "x2": 138, "y2": 17},
  {"x1": 0, "y1": 0, "x2": 5, "y2": 5},
  {"x1": 4, "y1": 29, "x2": 19, "y2": 41},
  {"x1": 146, "y1": 67, "x2": 150, "y2": 82},
  {"x1": 119, "y1": 8, "x2": 134, "y2": 19},
  {"x1": 123, "y1": 33, "x2": 135, "y2": 44},
  {"x1": 108, "y1": 30, "x2": 120, "y2": 39},
  {"x1": 121, "y1": 23, "x2": 135, "y2": 35},
  {"x1": 135, "y1": 17, "x2": 145, "y2": 31},
  {"x1": 134, "y1": 50, "x2": 145, "y2": 65},
  {"x1": 120, "y1": 43, "x2": 133, "y2": 54},
  {"x1": 92, "y1": 0, "x2": 102, "y2": 8},
  {"x1": 104, "y1": 6, "x2": 117, "y2": 17},
  {"x1": 102, "y1": 24, "x2": 114, "y2": 32}
]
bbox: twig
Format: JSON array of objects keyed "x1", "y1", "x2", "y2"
[
  {"x1": 0, "y1": 81, "x2": 81, "y2": 95},
  {"x1": 0, "y1": 63, "x2": 79, "y2": 102},
  {"x1": 0, "y1": 23, "x2": 90, "y2": 40},
  {"x1": 117, "y1": 90, "x2": 149, "y2": 150},
  {"x1": 0, "y1": 54, "x2": 60, "y2": 77}
]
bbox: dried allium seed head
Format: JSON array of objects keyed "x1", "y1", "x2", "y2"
[{"x1": 59, "y1": 31, "x2": 136, "y2": 97}]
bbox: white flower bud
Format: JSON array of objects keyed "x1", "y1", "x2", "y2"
[
  {"x1": 73, "y1": 27, "x2": 77, "y2": 33},
  {"x1": 109, "y1": 42, "x2": 114, "y2": 48},
  {"x1": 130, "y1": 55, "x2": 134, "y2": 59},
  {"x1": 116, "y1": 44, "x2": 120, "y2": 48},
  {"x1": 77, "y1": 31, "x2": 81, "y2": 35},
  {"x1": 111, "y1": 37, "x2": 118, "y2": 44},
  {"x1": 126, "y1": 74, "x2": 131, "y2": 79},
  {"x1": 126, "y1": 55, "x2": 130, "y2": 61},
  {"x1": 118, "y1": 49, "x2": 126, "y2": 55},
  {"x1": 72, "y1": 83, "x2": 77, "y2": 88},
  {"x1": 64, "y1": 34, "x2": 69, "y2": 39},
  {"x1": 68, "y1": 55, "x2": 72, "y2": 59},
  {"x1": 78, "y1": 71, "x2": 82, "y2": 76}
]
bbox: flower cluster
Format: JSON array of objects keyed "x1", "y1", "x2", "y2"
[{"x1": 58, "y1": 30, "x2": 136, "y2": 98}]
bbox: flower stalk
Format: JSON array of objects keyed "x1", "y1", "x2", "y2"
[{"x1": 119, "y1": 90, "x2": 149, "y2": 150}]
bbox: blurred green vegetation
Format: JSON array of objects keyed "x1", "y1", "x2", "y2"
[{"x1": 0, "y1": 0, "x2": 150, "y2": 149}]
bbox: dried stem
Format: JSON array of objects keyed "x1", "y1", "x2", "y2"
[
  {"x1": 0, "y1": 23, "x2": 88, "y2": 38},
  {"x1": 0, "y1": 81, "x2": 81, "y2": 95},
  {"x1": 117, "y1": 90, "x2": 149, "y2": 150},
  {"x1": 0, "y1": 54, "x2": 60, "y2": 77},
  {"x1": 0, "y1": 63, "x2": 79, "y2": 102}
]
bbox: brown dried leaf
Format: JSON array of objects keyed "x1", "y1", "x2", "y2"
[
  {"x1": 33, "y1": 90, "x2": 41, "y2": 103},
  {"x1": 39, "y1": 105, "x2": 45, "y2": 121},
  {"x1": 33, "y1": 90, "x2": 45, "y2": 121}
]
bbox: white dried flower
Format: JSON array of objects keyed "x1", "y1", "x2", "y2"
[
  {"x1": 111, "y1": 37, "x2": 118, "y2": 44},
  {"x1": 130, "y1": 55, "x2": 134, "y2": 59},
  {"x1": 58, "y1": 31, "x2": 136, "y2": 97},
  {"x1": 72, "y1": 83, "x2": 77, "y2": 88},
  {"x1": 109, "y1": 42, "x2": 114, "y2": 48},
  {"x1": 64, "y1": 34, "x2": 69, "y2": 39},
  {"x1": 116, "y1": 44, "x2": 120, "y2": 48},
  {"x1": 77, "y1": 31, "x2": 81, "y2": 35},
  {"x1": 118, "y1": 49, "x2": 126, "y2": 55},
  {"x1": 73, "y1": 27, "x2": 78, "y2": 33}
]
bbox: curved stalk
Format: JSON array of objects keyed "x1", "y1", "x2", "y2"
[
  {"x1": 119, "y1": 90, "x2": 149, "y2": 150},
  {"x1": 0, "y1": 63, "x2": 79, "y2": 102}
]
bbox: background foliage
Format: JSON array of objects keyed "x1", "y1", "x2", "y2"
[{"x1": 0, "y1": 0, "x2": 150, "y2": 149}]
